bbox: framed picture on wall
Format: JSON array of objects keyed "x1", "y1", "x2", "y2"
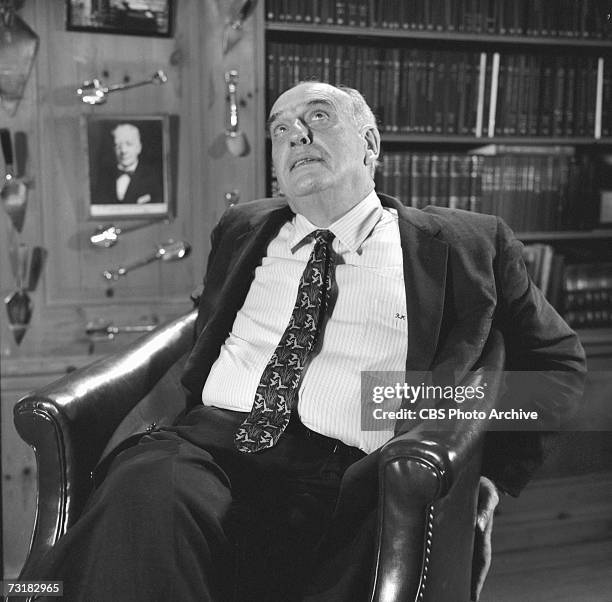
[
  {"x1": 84, "y1": 114, "x2": 173, "y2": 219},
  {"x1": 66, "y1": 1, "x2": 174, "y2": 37}
]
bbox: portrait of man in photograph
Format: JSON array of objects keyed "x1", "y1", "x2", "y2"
[
  {"x1": 89, "y1": 121, "x2": 164, "y2": 206},
  {"x1": 86, "y1": 116, "x2": 170, "y2": 218}
]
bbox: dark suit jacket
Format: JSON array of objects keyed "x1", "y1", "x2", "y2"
[
  {"x1": 91, "y1": 161, "x2": 163, "y2": 205},
  {"x1": 181, "y1": 193, "x2": 586, "y2": 496}
]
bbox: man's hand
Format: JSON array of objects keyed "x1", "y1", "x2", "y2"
[{"x1": 471, "y1": 476, "x2": 501, "y2": 601}]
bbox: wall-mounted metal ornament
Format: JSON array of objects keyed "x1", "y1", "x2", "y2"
[
  {"x1": 89, "y1": 220, "x2": 163, "y2": 248},
  {"x1": 85, "y1": 319, "x2": 158, "y2": 340},
  {"x1": 8, "y1": 241, "x2": 45, "y2": 291},
  {"x1": 5, "y1": 289, "x2": 31, "y2": 343},
  {"x1": 224, "y1": 189, "x2": 240, "y2": 207},
  {"x1": 0, "y1": 1, "x2": 39, "y2": 116},
  {"x1": 4, "y1": 242, "x2": 33, "y2": 344},
  {"x1": 25, "y1": 244, "x2": 45, "y2": 290},
  {"x1": 1, "y1": 128, "x2": 27, "y2": 231},
  {"x1": 102, "y1": 239, "x2": 191, "y2": 281},
  {"x1": 77, "y1": 70, "x2": 167, "y2": 105},
  {"x1": 225, "y1": 70, "x2": 248, "y2": 157},
  {"x1": 222, "y1": 0, "x2": 258, "y2": 54}
]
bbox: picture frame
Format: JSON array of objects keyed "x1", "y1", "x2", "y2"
[
  {"x1": 66, "y1": 1, "x2": 174, "y2": 38},
  {"x1": 84, "y1": 114, "x2": 173, "y2": 220}
]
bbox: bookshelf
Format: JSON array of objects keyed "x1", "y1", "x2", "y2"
[
  {"x1": 259, "y1": 0, "x2": 612, "y2": 334},
  {"x1": 266, "y1": 23, "x2": 612, "y2": 49},
  {"x1": 265, "y1": 1, "x2": 612, "y2": 38}
]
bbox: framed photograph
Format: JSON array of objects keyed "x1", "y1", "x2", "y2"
[
  {"x1": 84, "y1": 114, "x2": 173, "y2": 219},
  {"x1": 66, "y1": 1, "x2": 174, "y2": 37}
]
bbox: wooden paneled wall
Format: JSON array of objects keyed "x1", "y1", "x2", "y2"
[{"x1": 0, "y1": 0, "x2": 265, "y2": 359}]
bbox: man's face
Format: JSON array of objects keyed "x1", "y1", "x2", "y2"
[
  {"x1": 113, "y1": 125, "x2": 142, "y2": 168},
  {"x1": 268, "y1": 83, "x2": 370, "y2": 201}
]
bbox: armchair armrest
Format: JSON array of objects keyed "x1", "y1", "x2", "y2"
[
  {"x1": 372, "y1": 329, "x2": 506, "y2": 602},
  {"x1": 13, "y1": 310, "x2": 197, "y2": 579}
]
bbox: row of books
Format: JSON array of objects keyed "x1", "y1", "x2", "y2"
[
  {"x1": 523, "y1": 249, "x2": 612, "y2": 327},
  {"x1": 491, "y1": 54, "x2": 600, "y2": 138},
  {"x1": 372, "y1": 151, "x2": 598, "y2": 232},
  {"x1": 562, "y1": 262, "x2": 612, "y2": 327},
  {"x1": 267, "y1": 43, "x2": 482, "y2": 134},
  {"x1": 265, "y1": 0, "x2": 612, "y2": 39},
  {"x1": 266, "y1": 44, "x2": 612, "y2": 137}
]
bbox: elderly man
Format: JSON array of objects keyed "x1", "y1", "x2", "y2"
[
  {"x1": 40, "y1": 82, "x2": 585, "y2": 601},
  {"x1": 91, "y1": 123, "x2": 163, "y2": 205}
]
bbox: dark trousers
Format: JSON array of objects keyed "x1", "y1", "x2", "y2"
[{"x1": 38, "y1": 405, "x2": 378, "y2": 602}]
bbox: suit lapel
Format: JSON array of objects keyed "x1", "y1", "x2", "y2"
[
  {"x1": 379, "y1": 194, "x2": 449, "y2": 373},
  {"x1": 185, "y1": 204, "x2": 293, "y2": 398},
  {"x1": 122, "y1": 166, "x2": 142, "y2": 203},
  {"x1": 211, "y1": 205, "x2": 293, "y2": 335}
]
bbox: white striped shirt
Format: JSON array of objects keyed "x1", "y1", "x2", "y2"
[{"x1": 201, "y1": 191, "x2": 408, "y2": 453}]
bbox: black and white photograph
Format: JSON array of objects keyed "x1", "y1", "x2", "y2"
[
  {"x1": 84, "y1": 115, "x2": 171, "y2": 219},
  {"x1": 66, "y1": 0, "x2": 174, "y2": 37},
  {"x1": 2, "y1": 2, "x2": 612, "y2": 602}
]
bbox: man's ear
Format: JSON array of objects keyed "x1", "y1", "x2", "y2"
[{"x1": 362, "y1": 126, "x2": 380, "y2": 166}]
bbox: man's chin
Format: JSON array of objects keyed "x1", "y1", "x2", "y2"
[{"x1": 282, "y1": 176, "x2": 331, "y2": 199}]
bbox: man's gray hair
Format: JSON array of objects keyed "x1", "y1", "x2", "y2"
[
  {"x1": 335, "y1": 84, "x2": 378, "y2": 131},
  {"x1": 336, "y1": 84, "x2": 380, "y2": 176}
]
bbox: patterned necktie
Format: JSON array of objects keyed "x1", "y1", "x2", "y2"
[{"x1": 235, "y1": 229, "x2": 336, "y2": 453}]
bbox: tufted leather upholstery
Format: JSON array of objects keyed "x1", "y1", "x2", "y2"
[{"x1": 14, "y1": 311, "x2": 505, "y2": 601}]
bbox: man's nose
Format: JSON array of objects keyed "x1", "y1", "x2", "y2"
[{"x1": 289, "y1": 120, "x2": 312, "y2": 146}]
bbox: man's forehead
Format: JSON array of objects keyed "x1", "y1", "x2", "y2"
[
  {"x1": 269, "y1": 83, "x2": 349, "y2": 120},
  {"x1": 114, "y1": 125, "x2": 140, "y2": 140}
]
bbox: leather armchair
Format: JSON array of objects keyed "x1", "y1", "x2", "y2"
[{"x1": 14, "y1": 311, "x2": 505, "y2": 602}]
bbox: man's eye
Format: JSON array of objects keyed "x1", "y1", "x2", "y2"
[
  {"x1": 311, "y1": 111, "x2": 328, "y2": 121},
  {"x1": 272, "y1": 124, "x2": 287, "y2": 136}
]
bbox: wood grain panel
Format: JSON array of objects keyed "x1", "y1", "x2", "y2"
[{"x1": 0, "y1": 0, "x2": 264, "y2": 357}]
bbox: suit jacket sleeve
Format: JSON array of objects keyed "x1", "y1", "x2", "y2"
[
  {"x1": 190, "y1": 207, "x2": 235, "y2": 338},
  {"x1": 482, "y1": 217, "x2": 587, "y2": 496}
]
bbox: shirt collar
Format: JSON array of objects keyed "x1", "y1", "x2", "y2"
[{"x1": 289, "y1": 190, "x2": 383, "y2": 254}]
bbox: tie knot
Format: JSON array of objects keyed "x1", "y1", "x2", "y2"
[{"x1": 312, "y1": 229, "x2": 335, "y2": 247}]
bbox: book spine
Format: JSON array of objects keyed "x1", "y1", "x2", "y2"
[
  {"x1": 453, "y1": 57, "x2": 465, "y2": 135},
  {"x1": 564, "y1": 57, "x2": 576, "y2": 136},
  {"x1": 469, "y1": 155, "x2": 484, "y2": 213},
  {"x1": 457, "y1": 155, "x2": 472, "y2": 210},
  {"x1": 429, "y1": 154, "x2": 449, "y2": 206},
  {"x1": 398, "y1": 48, "x2": 411, "y2": 133},
  {"x1": 585, "y1": 57, "x2": 598, "y2": 138},
  {"x1": 425, "y1": 52, "x2": 436, "y2": 133},
  {"x1": 595, "y1": 57, "x2": 604, "y2": 139},
  {"x1": 389, "y1": 48, "x2": 401, "y2": 132},
  {"x1": 526, "y1": 55, "x2": 539, "y2": 136},
  {"x1": 487, "y1": 52, "x2": 500, "y2": 137},
  {"x1": 448, "y1": 154, "x2": 461, "y2": 209},
  {"x1": 538, "y1": 56, "x2": 553, "y2": 136},
  {"x1": 475, "y1": 52, "x2": 487, "y2": 137},
  {"x1": 603, "y1": 59, "x2": 611, "y2": 138},
  {"x1": 411, "y1": 153, "x2": 431, "y2": 208},
  {"x1": 433, "y1": 56, "x2": 446, "y2": 134},
  {"x1": 552, "y1": 56, "x2": 566, "y2": 137},
  {"x1": 391, "y1": 153, "x2": 402, "y2": 199}
]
